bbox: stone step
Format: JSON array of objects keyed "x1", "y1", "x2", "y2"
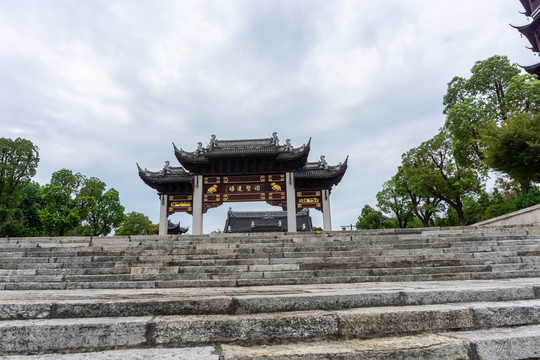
[
  {"x1": 2, "y1": 249, "x2": 534, "y2": 269},
  {"x1": 0, "y1": 347, "x2": 218, "y2": 360},
  {"x1": 1, "y1": 279, "x2": 537, "y2": 320},
  {"x1": 6, "y1": 325, "x2": 539, "y2": 359},
  {"x1": 221, "y1": 324, "x2": 540, "y2": 360},
  {"x1": 4, "y1": 267, "x2": 540, "y2": 290},
  {"x1": 2, "y1": 298, "x2": 540, "y2": 355},
  {"x1": 1, "y1": 262, "x2": 537, "y2": 286},
  {"x1": 1, "y1": 233, "x2": 537, "y2": 251}
]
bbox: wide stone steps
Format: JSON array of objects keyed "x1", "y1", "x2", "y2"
[
  {"x1": 1, "y1": 262, "x2": 537, "y2": 282},
  {"x1": 1, "y1": 279, "x2": 540, "y2": 358},
  {"x1": 220, "y1": 327, "x2": 540, "y2": 360},
  {"x1": 2, "y1": 259, "x2": 540, "y2": 289},
  {"x1": 1, "y1": 227, "x2": 540, "y2": 289},
  {"x1": 2, "y1": 225, "x2": 540, "y2": 358}
]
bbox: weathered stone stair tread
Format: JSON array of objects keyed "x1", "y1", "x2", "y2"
[
  {"x1": 221, "y1": 325, "x2": 540, "y2": 360},
  {"x1": 2, "y1": 298, "x2": 540, "y2": 355},
  {"x1": 6, "y1": 325, "x2": 540, "y2": 360},
  {"x1": 3, "y1": 265, "x2": 540, "y2": 290},
  {"x1": 0, "y1": 278, "x2": 538, "y2": 320},
  {"x1": 1, "y1": 347, "x2": 218, "y2": 360}
]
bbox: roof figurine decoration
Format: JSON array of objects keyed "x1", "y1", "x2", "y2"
[
  {"x1": 514, "y1": 0, "x2": 540, "y2": 76},
  {"x1": 138, "y1": 133, "x2": 348, "y2": 234}
]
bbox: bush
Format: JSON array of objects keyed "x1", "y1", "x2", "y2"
[
  {"x1": 514, "y1": 189, "x2": 540, "y2": 210},
  {"x1": 483, "y1": 202, "x2": 517, "y2": 220}
]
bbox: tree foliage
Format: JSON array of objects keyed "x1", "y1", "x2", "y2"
[
  {"x1": 39, "y1": 169, "x2": 84, "y2": 236},
  {"x1": 393, "y1": 167, "x2": 442, "y2": 227},
  {"x1": 115, "y1": 211, "x2": 153, "y2": 236},
  {"x1": 0, "y1": 181, "x2": 43, "y2": 237},
  {"x1": 77, "y1": 177, "x2": 125, "y2": 236},
  {"x1": 39, "y1": 170, "x2": 125, "y2": 236},
  {"x1": 482, "y1": 113, "x2": 540, "y2": 194},
  {"x1": 356, "y1": 205, "x2": 383, "y2": 229},
  {"x1": 401, "y1": 130, "x2": 484, "y2": 225},
  {"x1": 443, "y1": 55, "x2": 540, "y2": 195},
  {"x1": 443, "y1": 56, "x2": 521, "y2": 168},
  {"x1": 0, "y1": 138, "x2": 39, "y2": 232},
  {"x1": 376, "y1": 175, "x2": 413, "y2": 228}
]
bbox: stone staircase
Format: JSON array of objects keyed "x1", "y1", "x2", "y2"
[{"x1": 1, "y1": 224, "x2": 540, "y2": 359}]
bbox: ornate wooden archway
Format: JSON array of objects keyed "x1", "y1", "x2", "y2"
[{"x1": 138, "y1": 133, "x2": 347, "y2": 234}]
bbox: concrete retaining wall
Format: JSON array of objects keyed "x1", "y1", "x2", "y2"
[{"x1": 474, "y1": 204, "x2": 540, "y2": 226}]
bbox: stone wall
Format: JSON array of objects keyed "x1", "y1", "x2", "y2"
[{"x1": 474, "y1": 203, "x2": 540, "y2": 226}]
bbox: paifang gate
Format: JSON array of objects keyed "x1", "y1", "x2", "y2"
[{"x1": 138, "y1": 133, "x2": 348, "y2": 235}]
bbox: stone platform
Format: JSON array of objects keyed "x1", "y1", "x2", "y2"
[{"x1": 1, "y1": 225, "x2": 540, "y2": 359}]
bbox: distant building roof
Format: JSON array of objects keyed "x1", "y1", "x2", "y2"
[
  {"x1": 224, "y1": 208, "x2": 313, "y2": 233},
  {"x1": 167, "y1": 220, "x2": 188, "y2": 235}
]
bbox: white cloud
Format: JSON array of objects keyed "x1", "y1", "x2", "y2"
[{"x1": 0, "y1": 0, "x2": 534, "y2": 232}]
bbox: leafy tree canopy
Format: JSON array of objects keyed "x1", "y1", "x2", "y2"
[
  {"x1": 376, "y1": 175, "x2": 413, "y2": 228},
  {"x1": 443, "y1": 56, "x2": 523, "y2": 169},
  {"x1": 482, "y1": 112, "x2": 540, "y2": 194},
  {"x1": 0, "y1": 181, "x2": 43, "y2": 237},
  {"x1": 77, "y1": 177, "x2": 125, "y2": 236},
  {"x1": 0, "y1": 138, "x2": 39, "y2": 232},
  {"x1": 401, "y1": 129, "x2": 484, "y2": 225},
  {"x1": 39, "y1": 170, "x2": 125, "y2": 236},
  {"x1": 393, "y1": 166, "x2": 442, "y2": 227},
  {"x1": 356, "y1": 205, "x2": 383, "y2": 229},
  {"x1": 39, "y1": 169, "x2": 84, "y2": 236},
  {"x1": 115, "y1": 211, "x2": 153, "y2": 236}
]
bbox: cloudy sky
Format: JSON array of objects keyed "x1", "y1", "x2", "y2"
[{"x1": 0, "y1": 1, "x2": 536, "y2": 233}]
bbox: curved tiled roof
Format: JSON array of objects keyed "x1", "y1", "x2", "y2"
[
  {"x1": 512, "y1": 14, "x2": 540, "y2": 52},
  {"x1": 295, "y1": 157, "x2": 348, "y2": 189},
  {"x1": 521, "y1": 62, "x2": 540, "y2": 75},
  {"x1": 519, "y1": 0, "x2": 532, "y2": 16},
  {"x1": 514, "y1": 1, "x2": 540, "y2": 77},
  {"x1": 138, "y1": 135, "x2": 347, "y2": 193},
  {"x1": 173, "y1": 134, "x2": 311, "y2": 174},
  {"x1": 137, "y1": 163, "x2": 193, "y2": 193}
]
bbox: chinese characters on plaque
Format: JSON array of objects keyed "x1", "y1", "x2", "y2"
[{"x1": 166, "y1": 174, "x2": 325, "y2": 215}]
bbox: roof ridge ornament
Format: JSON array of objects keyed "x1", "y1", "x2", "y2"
[
  {"x1": 207, "y1": 134, "x2": 219, "y2": 150},
  {"x1": 318, "y1": 155, "x2": 329, "y2": 170},
  {"x1": 284, "y1": 139, "x2": 293, "y2": 152},
  {"x1": 158, "y1": 161, "x2": 172, "y2": 177},
  {"x1": 196, "y1": 142, "x2": 205, "y2": 155},
  {"x1": 270, "y1": 132, "x2": 279, "y2": 146}
]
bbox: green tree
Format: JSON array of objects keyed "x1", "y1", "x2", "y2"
[
  {"x1": 356, "y1": 205, "x2": 383, "y2": 229},
  {"x1": 482, "y1": 113, "x2": 540, "y2": 194},
  {"x1": 443, "y1": 56, "x2": 521, "y2": 168},
  {"x1": 505, "y1": 74, "x2": 540, "y2": 115},
  {"x1": 115, "y1": 211, "x2": 153, "y2": 235},
  {"x1": 0, "y1": 138, "x2": 39, "y2": 232},
  {"x1": 39, "y1": 169, "x2": 84, "y2": 236},
  {"x1": 443, "y1": 55, "x2": 540, "y2": 196},
  {"x1": 0, "y1": 181, "x2": 43, "y2": 237},
  {"x1": 77, "y1": 177, "x2": 125, "y2": 236},
  {"x1": 401, "y1": 130, "x2": 484, "y2": 226},
  {"x1": 376, "y1": 177, "x2": 413, "y2": 228},
  {"x1": 394, "y1": 167, "x2": 442, "y2": 227}
]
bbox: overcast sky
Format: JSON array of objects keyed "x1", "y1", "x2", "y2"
[{"x1": 0, "y1": 1, "x2": 536, "y2": 233}]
